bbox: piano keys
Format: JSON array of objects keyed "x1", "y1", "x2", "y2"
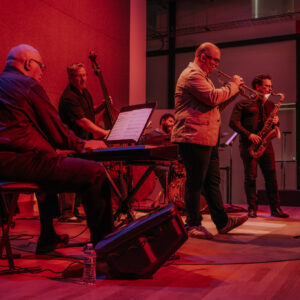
[{"x1": 72, "y1": 144, "x2": 179, "y2": 162}]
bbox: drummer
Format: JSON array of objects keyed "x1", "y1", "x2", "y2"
[
  {"x1": 140, "y1": 113, "x2": 174, "y2": 145},
  {"x1": 140, "y1": 113, "x2": 175, "y2": 192}
]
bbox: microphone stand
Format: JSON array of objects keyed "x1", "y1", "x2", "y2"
[
  {"x1": 281, "y1": 131, "x2": 292, "y2": 190},
  {"x1": 278, "y1": 131, "x2": 300, "y2": 239},
  {"x1": 220, "y1": 132, "x2": 247, "y2": 213}
]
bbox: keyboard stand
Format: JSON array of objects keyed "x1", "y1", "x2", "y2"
[
  {"x1": 72, "y1": 145, "x2": 179, "y2": 226},
  {"x1": 114, "y1": 165, "x2": 155, "y2": 225}
]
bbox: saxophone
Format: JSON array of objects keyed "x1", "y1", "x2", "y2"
[{"x1": 248, "y1": 92, "x2": 285, "y2": 159}]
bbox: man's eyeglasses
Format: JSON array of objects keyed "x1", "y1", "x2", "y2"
[
  {"x1": 30, "y1": 59, "x2": 46, "y2": 71},
  {"x1": 205, "y1": 54, "x2": 220, "y2": 64}
]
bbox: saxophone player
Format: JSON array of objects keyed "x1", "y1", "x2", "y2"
[{"x1": 229, "y1": 74, "x2": 289, "y2": 218}]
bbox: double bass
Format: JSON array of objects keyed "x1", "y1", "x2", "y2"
[
  {"x1": 88, "y1": 51, "x2": 155, "y2": 210},
  {"x1": 88, "y1": 51, "x2": 118, "y2": 129},
  {"x1": 88, "y1": 51, "x2": 129, "y2": 206}
]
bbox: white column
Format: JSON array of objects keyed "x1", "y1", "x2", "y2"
[{"x1": 129, "y1": 0, "x2": 146, "y2": 105}]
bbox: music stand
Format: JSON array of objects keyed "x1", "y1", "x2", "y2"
[
  {"x1": 104, "y1": 102, "x2": 156, "y2": 198},
  {"x1": 105, "y1": 103, "x2": 158, "y2": 224},
  {"x1": 220, "y1": 132, "x2": 247, "y2": 213},
  {"x1": 106, "y1": 103, "x2": 156, "y2": 145}
]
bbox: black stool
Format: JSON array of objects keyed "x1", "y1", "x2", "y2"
[{"x1": 0, "y1": 181, "x2": 40, "y2": 274}]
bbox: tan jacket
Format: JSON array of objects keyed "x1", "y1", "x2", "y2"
[{"x1": 171, "y1": 62, "x2": 239, "y2": 146}]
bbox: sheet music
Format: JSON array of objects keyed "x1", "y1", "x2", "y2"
[{"x1": 107, "y1": 108, "x2": 153, "y2": 143}]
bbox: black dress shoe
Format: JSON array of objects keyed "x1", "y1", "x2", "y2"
[
  {"x1": 248, "y1": 209, "x2": 257, "y2": 218},
  {"x1": 271, "y1": 208, "x2": 289, "y2": 218},
  {"x1": 74, "y1": 207, "x2": 86, "y2": 220},
  {"x1": 36, "y1": 234, "x2": 69, "y2": 254}
]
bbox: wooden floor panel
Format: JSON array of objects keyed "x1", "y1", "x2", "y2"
[{"x1": 0, "y1": 205, "x2": 299, "y2": 300}]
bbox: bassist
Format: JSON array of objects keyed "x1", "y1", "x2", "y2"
[
  {"x1": 58, "y1": 63, "x2": 109, "y2": 221},
  {"x1": 59, "y1": 63, "x2": 109, "y2": 140}
]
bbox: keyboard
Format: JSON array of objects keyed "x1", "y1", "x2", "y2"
[{"x1": 72, "y1": 144, "x2": 179, "y2": 162}]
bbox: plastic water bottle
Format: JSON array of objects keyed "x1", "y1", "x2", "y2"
[{"x1": 82, "y1": 243, "x2": 97, "y2": 285}]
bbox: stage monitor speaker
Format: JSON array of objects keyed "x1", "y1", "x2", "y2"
[{"x1": 95, "y1": 203, "x2": 188, "y2": 278}]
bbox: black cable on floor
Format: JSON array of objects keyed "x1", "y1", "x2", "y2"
[
  {"x1": 164, "y1": 257, "x2": 300, "y2": 266},
  {"x1": 0, "y1": 260, "x2": 83, "y2": 275},
  {"x1": 35, "y1": 260, "x2": 83, "y2": 274}
]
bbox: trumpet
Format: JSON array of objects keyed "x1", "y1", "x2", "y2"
[{"x1": 216, "y1": 69, "x2": 262, "y2": 100}]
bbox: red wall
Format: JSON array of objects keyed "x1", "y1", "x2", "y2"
[{"x1": 0, "y1": 0, "x2": 130, "y2": 109}]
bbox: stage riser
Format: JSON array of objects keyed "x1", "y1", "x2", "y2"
[{"x1": 258, "y1": 190, "x2": 300, "y2": 206}]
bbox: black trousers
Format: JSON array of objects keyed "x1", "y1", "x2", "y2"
[
  {"x1": 179, "y1": 143, "x2": 228, "y2": 230},
  {"x1": 240, "y1": 142, "x2": 280, "y2": 211},
  {"x1": 0, "y1": 151, "x2": 113, "y2": 244}
]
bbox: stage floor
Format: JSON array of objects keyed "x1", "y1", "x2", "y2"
[{"x1": 1, "y1": 205, "x2": 299, "y2": 300}]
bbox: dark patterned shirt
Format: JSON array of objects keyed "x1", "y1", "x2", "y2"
[
  {"x1": 0, "y1": 66, "x2": 85, "y2": 154},
  {"x1": 229, "y1": 97, "x2": 275, "y2": 145},
  {"x1": 59, "y1": 84, "x2": 95, "y2": 140}
]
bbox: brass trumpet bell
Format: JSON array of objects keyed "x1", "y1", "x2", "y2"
[{"x1": 216, "y1": 69, "x2": 262, "y2": 100}]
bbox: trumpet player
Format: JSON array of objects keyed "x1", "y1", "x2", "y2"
[
  {"x1": 229, "y1": 74, "x2": 289, "y2": 218},
  {"x1": 171, "y1": 42, "x2": 248, "y2": 239}
]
